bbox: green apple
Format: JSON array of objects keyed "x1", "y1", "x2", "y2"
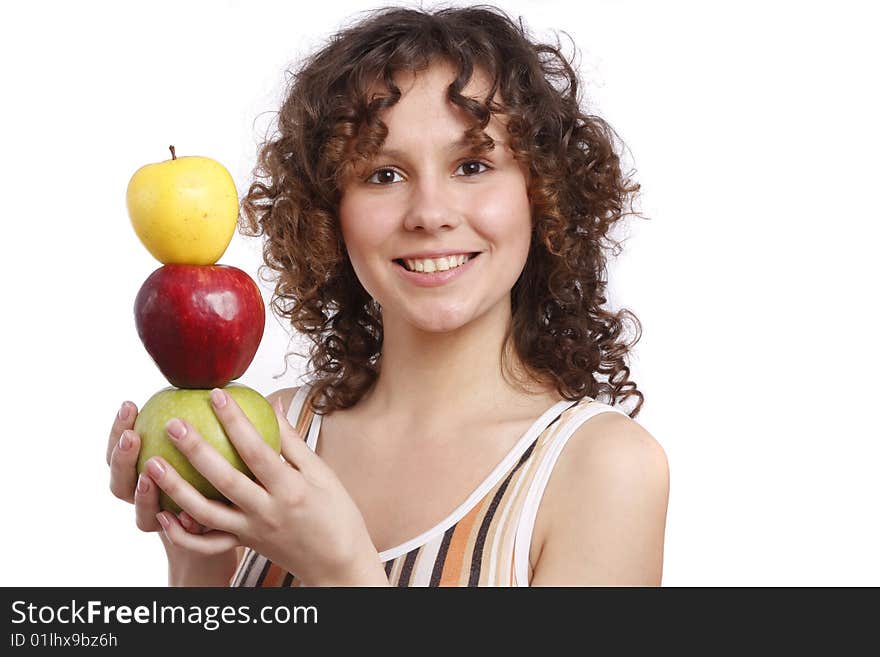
[{"x1": 134, "y1": 384, "x2": 281, "y2": 513}]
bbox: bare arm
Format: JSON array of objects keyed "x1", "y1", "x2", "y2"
[{"x1": 529, "y1": 412, "x2": 670, "y2": 586}]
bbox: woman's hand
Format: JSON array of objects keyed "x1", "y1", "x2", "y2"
[
  {"x1": 107, "y1": 401, "x2": 240, "y2": 586},
  {"x1": 141, "y1": 389, "x2": 388, "y2": 587}
]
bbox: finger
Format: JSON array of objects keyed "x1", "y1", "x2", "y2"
[
  {"x1": 179, "y1": 511, "x2": 209, "y2": 535},
  {"x1": 156, "y1": 512, "x2": 240, "y2": 555},
  {"x1": 107, "y1": 401, "x2": 138, "y2": 465},
  {"x1": 109, "y1": 430, "x2": 141, "y2": 503},
  {"x1": 273, "y1": 396, "x2": 321, "y2": 473},
  {"x1": 134, "y1": 472, "x2": 162, "y2": 532},
  {"x1": 144, "y1": 456, "x2": 245, "y2": 535},
  {"x1": 164, "y1": 415, "x2": 268, "y2": 513},
  {"x1": 209, "y1": 388, "x2": 288, "y2": 492}
]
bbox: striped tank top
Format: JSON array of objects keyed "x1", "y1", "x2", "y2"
[{"x1": 231, "y1": 384, "x2": 628, "y2": 587}]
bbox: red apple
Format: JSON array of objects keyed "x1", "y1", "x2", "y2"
[{"x1": 134, "y1": 264, "x2": 265, "y2": 388}]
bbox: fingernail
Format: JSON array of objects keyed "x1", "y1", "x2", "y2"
[
  {"x1": 179, "y1": 512, "x2": 192, "y2": 529},
  {"x1": 211, "y1": 388, "x2": 227, "y2": 408},
  {"x1": 156, "y1": 513, "x2": 170, "y2": 529},
  {"x1": 119, "y1": 431, "x2": 132, "y2": 451},
  {"x1": 118, "y1": 403, "x2": 129, "y2": 422},
  {"x1": 146, "y1": 458, "x2": 165, "y2": 479},
  {"x1": 166, "y1": 418, "x2": 186, "y2": 441},
  {"x1": 137, "y1": 474, "x2": 149, "y2": 494}
]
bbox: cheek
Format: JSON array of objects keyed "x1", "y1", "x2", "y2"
[
  {"x1": 338, "y1": 197, "x2": 397, "y2": 299},
  {"x1": 339, "y1": 198, "x2": 385, "y2": 260},
  {"x1": 475, "y1": 183, "x2": 532, "y2": 256}
]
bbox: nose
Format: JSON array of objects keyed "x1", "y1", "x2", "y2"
[{"x1": 402, "y1": 175, "x2": 461, "y2": 232}]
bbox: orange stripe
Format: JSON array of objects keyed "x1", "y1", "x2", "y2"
[
  {"x1": 438, "y1": 499, "x2": 486, "y2": 586},
  {"x1": 229, "y1": 547, "x2": 249, "y2": 586},
  {"x1": 258, "y1": 388, "x2": 309, "y2": 589},
  {"x1": 295, "y1": 389, "x2": 313, "y2": 439},
  {"x1": 261, "y1": 562, "x2": 288, "y2": 587}
]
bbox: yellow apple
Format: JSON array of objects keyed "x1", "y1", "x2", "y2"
[
  {"x1": 126, "y1": 146, "x2": 239, "y2": 265},
  {"x1": 134, "y1": 384, "x2": 281, "y2": 513}
]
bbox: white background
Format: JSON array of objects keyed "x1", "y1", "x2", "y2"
[{"x1": 1, "y1": 0, "x2": 877, "y2": 586}]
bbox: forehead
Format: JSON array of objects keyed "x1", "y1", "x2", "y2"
[
  {"x1": 387, "y1": 59, "x2": 494, "y2": 98},
  {"x1": 365, "y1": 60, "x2": 507, "y2": 135}
]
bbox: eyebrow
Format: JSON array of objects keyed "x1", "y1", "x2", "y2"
[{"x1": 376, "y1": 137, "x2": 500, "y2": 160}]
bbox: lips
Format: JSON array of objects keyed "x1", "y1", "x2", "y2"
[
  {"x1": 393, "y1": 252, "x2": 479, "y2": 271},
  {"x1": 393, "y1": 250, "x2": 481, "y2": 287},
  {"x1": 394, "y1": 250, "x2": 481, "y2": 260}
]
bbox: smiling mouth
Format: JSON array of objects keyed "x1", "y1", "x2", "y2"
[{"x1": 393, "y1": 252, "x2": 480, "y2": 272}]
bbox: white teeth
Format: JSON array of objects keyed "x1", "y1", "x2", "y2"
[{"x1": 403, "y1": 254, "x2": 472, "y2": 273}]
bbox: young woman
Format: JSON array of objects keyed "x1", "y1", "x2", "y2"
[{"x1": 107, "y1": 5, "x2": 669, "y2": 587}]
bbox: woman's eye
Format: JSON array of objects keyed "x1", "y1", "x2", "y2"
[
  {"x1": 366, "y1": 161, "x2": 489, "y2": 184},
  {"x1": 366, "y1": 168, "x2": 404, "y2": 185},
  {"x1": 456, "y1": 160, "x2": 490, "y2": 176}
]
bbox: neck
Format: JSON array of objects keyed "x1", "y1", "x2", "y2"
[{"x1": 361, "y1": 301, "x2": 546, "y2": 432}]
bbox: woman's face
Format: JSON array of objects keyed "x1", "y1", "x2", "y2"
[{"x1": 338, "y1": 61, "x2": 532, "y2": 333}]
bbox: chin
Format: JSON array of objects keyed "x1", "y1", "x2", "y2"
[
  {"x1": 376, "y1": 301, "x2": 465, "y2": 333},
  {"x1": 412, "y1": 319, "x2": 467, "y2": 334},
  {"x1": 410, "y1": 302, "x2": 479, "y2": 333}
]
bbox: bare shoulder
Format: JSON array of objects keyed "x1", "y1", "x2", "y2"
[
  {"x1": 561, "y1": 410, "x2": 669, "y2": 480},
  {"x1": 530, "y1": 409, "x2": 670, "y2": 586},
  {"x1": 265, "y1": 386, "x2": 302, "y2": 416}
]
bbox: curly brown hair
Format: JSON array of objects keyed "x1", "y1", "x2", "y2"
[{"x1": 240, "y1": 4, "x2": 648, "y2": 418}]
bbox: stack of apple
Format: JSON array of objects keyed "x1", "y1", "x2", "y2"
[{"x1": 127, "y1": 146, "x2": 280, "y2": 513}]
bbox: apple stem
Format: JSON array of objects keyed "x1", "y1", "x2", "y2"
[{"x1": 169, "y1": 145, "x2": 176, "y2": 160}]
